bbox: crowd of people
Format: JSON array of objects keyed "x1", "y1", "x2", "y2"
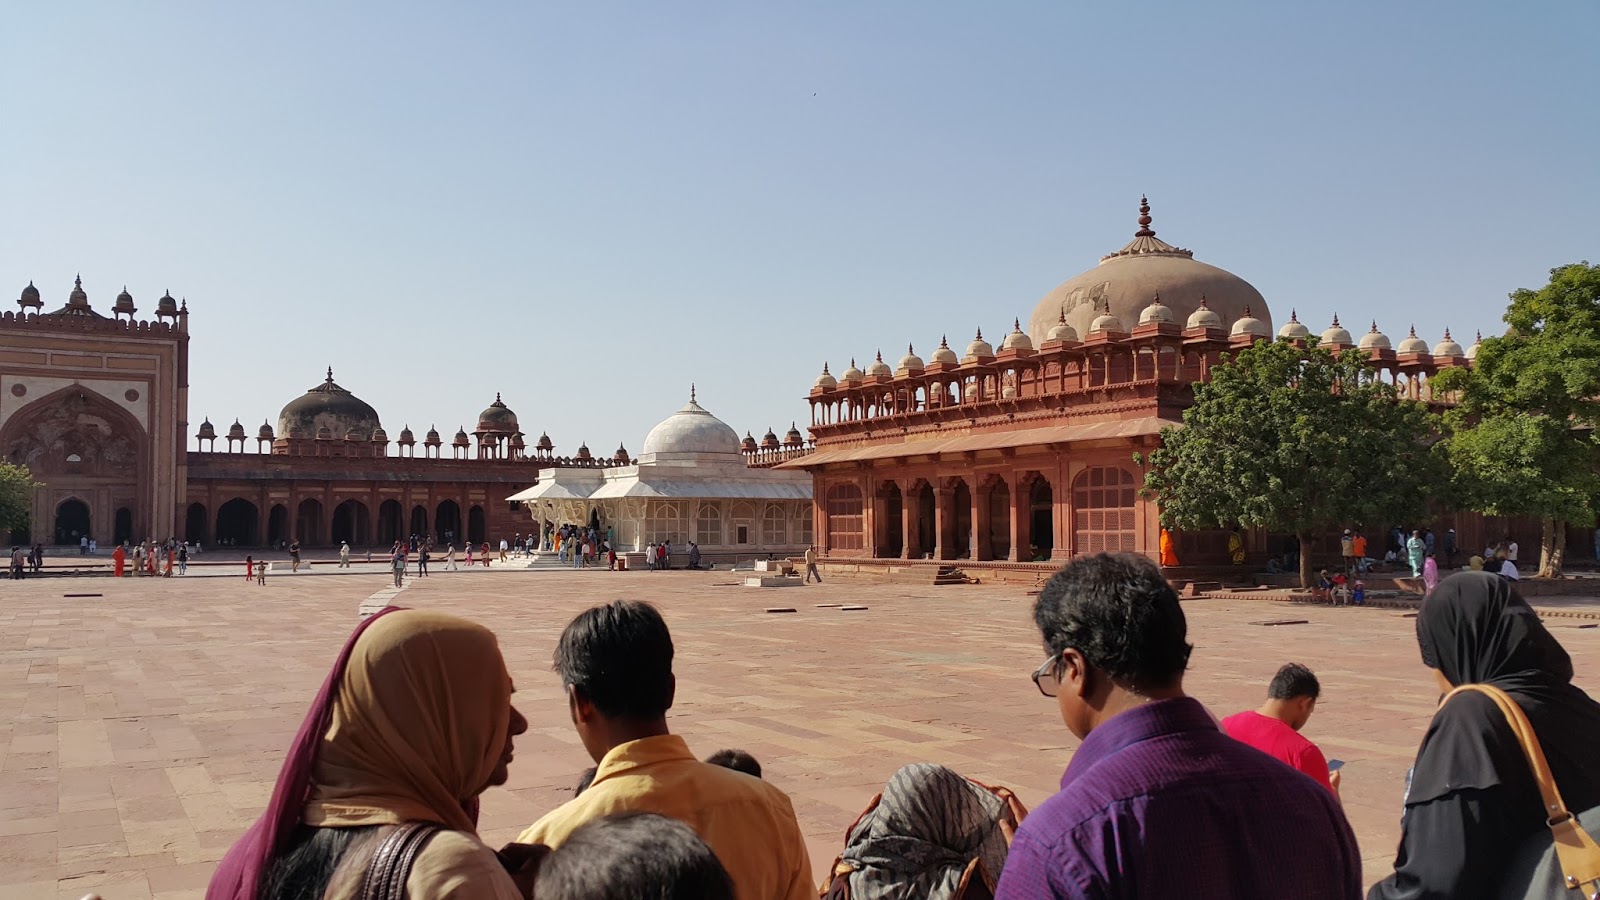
[{"x1": 187, "y1": 552, "x2": 1600, "y2": 900}]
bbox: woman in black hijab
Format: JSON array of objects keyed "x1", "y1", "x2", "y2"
[{"x1": 1369, "y1": 571, "x2": 1600, "y2": 899}]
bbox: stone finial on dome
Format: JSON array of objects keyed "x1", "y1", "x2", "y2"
[
  {"x1": 813, "y1": 362, "x2": 838, "y2": 390},
  {"x1": 1358, "y1": 321, "x2": 1391, "y2": 351},
  {"x1": 841, "y1": 357, "x2": 865, "y2": 381},
  {"x1": 930, "y1": 335, "x2": 959, "y2": 365},
  {"x1": 18, "y1": 280, "x2": 42, "y2": 310},
  {"x1": 761, "y1": 427, "x2": 780, "y2": 449},
  {"x1": 897, "y1": 344, "x2": 925, "y2": 374},
  {"x1": 1432, "y1": 328, "x2": 1464, "y2": 358},
  {"x1": 1135, "y1": 195, "x2": 1155, "y2": 238},
  {"x1": 1139, "y1": 294, "x2": 1175, "y2": 326},
  {"x1": 1320, "y1": 314, "x2": 1353, "y2": 347},
  {"x1": 1397, "y1": 325, "x2": 1429, "y2": 355},
  {"x1": 1466, "y1": 330, "x2": 1483, "y2": 360},
  {"x1": 68, "y1": 274, "x2": 89, "y2": 310},
  {"x1": 398, "y1": 425, "x2": 415, "y2": 444},
  {"x1": 1186, "y1": 294, "x2": 1223, "y2": 330},
  {"x1": 425, "y1": 425, "x2": 443, "y2": 446},
  {"x1": 866, "y1": 350, "x2": 892, "y2": 378},
  {"x1": 1001, "y1": 317, "x2": 1034, "y2": 351},
  {"x1": 1277, "y1": 309, "x2": 1312, "y2": 340},
  {"x1": 1046, "y1": 308, "x2": 1080, "y2": 343},
  {"x1": 614, "y1": 443, "x2": 629, "y2": 461},
  {"x1": 197, "y1": 417, "x2": 216, "y2": 440},
  {"x1": 113, "y1": 286, "x2": 136, "y2": 318},
  {"x1": 785, "y1": 422, "x2": 804, "y2": 446},
  {"x1": 576, "y1": 442, "x2": 592, "y2": 461},
  {"x1": 1230, "y1": 305, "x2": 1269, "y2": 338},
  {"x1": 963, "y1": 328, "x2": 995, "y2": 361},
  {"x1": 258, "y1": 420, "x2": 275, "y2": 440}
]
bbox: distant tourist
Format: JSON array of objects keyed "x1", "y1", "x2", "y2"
[
  {"x1": 994, "y1": 553, "x2": 1359, "y2": 899},
  {"x1": 288, "y1": 539, "x2": 301, "y2": 572},
  {"x1": 1340, "y1": 530, "x2": 1355, "y2": 571},
  {"x1": 1442, "y1": 527, "x2": 1456, "y2": 568},
  {"x1": 1227, "y1": 526, "x2": 1245, "y2": 565},
  {"x1": 391, "y1": 546, "x2": 406, "y2": 588},
  {"x1": 1505, "y1": 535, "x2": 1519, "y2": 566},
  {"x1": 499, "y1": 538, "x2": 509, "y2": 563},
  {"x1": 177, "y1": 543, "x2": 188, "y2": 575},
  {"x1": 1158, "y1": 527, "x2": 1178, "y2": 568},
  {"x1": 338, "y1": 540, "x2": 350, "y2": 568},
  {"x1": 446, "y1": 543, "x2": 458, "y2": 570},
  {"x1": 687, "y1": 542, "x2": 702, "y2": 570},
  {"x1": 1499, "y1": 557, "x2": 1520, "y2": 581},
  {"x1": 417, "y1": 544, "x2": 430, "y2": 578},
  {"x1": 1221, "y1": 663, "x2": 1339, "y2": 799},
  {"x1": 1353, "y1": 530, "x2": 1369, "y2": 572},
  {"x1": 646, "y1": 541, "x2": 658, "y2": 571},
  {"x1": 255, "y1": 559, "x2": 267, "y2": 585},
  {"x1": 9, "y1": 546, "x2": 24, "y2": 580},
  {"x1": 481, "y1": 541, "x2": 492, "y2": 567},
  {"x1": 517, "y1": 600, "x2": 813, "y2": 900},
  {"x1": 1406, "y1": 530, "x2": 1426, "y2": 578},
  {"x1": 804, "y1": 545, "x2": 821, "y2": 583}
]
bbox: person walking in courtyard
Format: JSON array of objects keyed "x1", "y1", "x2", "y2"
[
  {"x1": 1158, "y1": 527, "x2": 1178, "y2": 568},
  {"x1": 10, "y1": 545, "x2": 25, "y2": 580},
  {"x1": 645, "y1": 541, "x2": 657, "y2": 571},
  {"x1": 1341, "y1": 529, "x2": 1356, "y2": 574},
  {"x1": 1423, "y1": 554, "x2": 1440, "y2": 595},
  {"x1": 1407, "y1": 529, "x2": 1427, "y2": 578},
  {"x1": 112, "y1": 543, "x2": 125, "y2": 577},
  {"x1": 1227, "y1": 525, "x2": 1245, "y2": 565},
  {"x1": 245, "y1": 555, "x2": 254, "y2": 581},
  {"x1": 1443, "y1": 527, "x2": 1457, "y2": 568},
  {"x1": 445, "y1": 543, "x2": 458, "y2": 570},
  {"x1": 391, "y1": 545, "x2": 406, "y2": 588},
  {"x1": 177, "y1": 542, "x2": 188, "y2": 575},
  {"x1": 499, "y1": 538, "x2": 509, "y2": 563},
  {"x1": 481, "y1": 541, "x2": 492, "y2": 568},
  {"x1": 465, "y1": 543, "x2": 475, "y2": 566},
  {"x1": 256, "y1": 558, "x2": 268, "y2": 585},
  {"x1": 339, "y1": 540, "x2": 350, "y2": 567},
  {"x1": 804, "y1": 545, "x2": 821, "y2": 583},
  {"x1": 417, "y1": 543, "x2": 430, "y2": 578},
  {"x1": 289, "y1": 539, "x2": 301, "y2": 573},
  {"x1": 1221, "y1": 663, "x2": 1340, "y2": 800},
  {"x1": 994, "y1": 553, "x2": 1360, "y2": 899}
]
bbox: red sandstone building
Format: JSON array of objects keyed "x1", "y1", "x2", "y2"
[
  {"x1": 1, "y1": 279, "x2": 618, "y2": 549},
  {"x1": 779, "y1": 200, "x2": 1498, "y2": 572}
]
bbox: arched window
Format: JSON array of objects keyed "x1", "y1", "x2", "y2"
[
  {"x1": 696, "y1": 503, "x2": 722, "y2": 546},
  {"x1": 825, "y1": 483, "x2": 864, "y2": 551},
  {"x1": 796, "y1": 505, "x2": 814, "y2": 545},
  {"x1": 1072, "y1": 467, "x2": 1137, "y2": 554},
  {"x1": 762, "y1": 505, "x2": 787, "y2": 546}
]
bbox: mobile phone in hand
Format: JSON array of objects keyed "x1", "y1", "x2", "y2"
[{"x1": 1328, "y1": 759, "x2": 1345, "y2": 771}]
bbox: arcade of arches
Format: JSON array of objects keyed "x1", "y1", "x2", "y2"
[
  {"x1": 182, "y1": 489, "x2": 493, "y2": 549},
  {"x1": 812, "y1": 449, "x2": 1153, "y2": 563}
]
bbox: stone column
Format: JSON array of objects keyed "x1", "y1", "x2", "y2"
[
  {"x1": 900, "y1": 482, "x2": 914, "y2": 560},
  {"x1": 1008, "y1": 475, "x2": 1025, "y2": 562},
  {"x1": 933, "y1": 487, "x2": 949, "y2": 561},
  {"x1": 972, "y1": 482, "x2": 990, "y2": 562}
]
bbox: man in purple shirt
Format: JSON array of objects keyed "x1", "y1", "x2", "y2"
[{"x1": 994, "y1": 553, "x2": 1361, "y2": 899}]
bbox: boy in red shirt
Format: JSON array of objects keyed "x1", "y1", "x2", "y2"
[{"x1": 1221, "y1": 663, "x2": 1340, "y2": 800}]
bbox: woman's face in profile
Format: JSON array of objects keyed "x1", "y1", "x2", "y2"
[{"x1": 487, "y1": 702, "x2": 528, "y2": 790}]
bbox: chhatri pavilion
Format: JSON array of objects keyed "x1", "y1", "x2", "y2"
[{"x1": 779, "y1": 198, "x2": 1497, "y2": 573}]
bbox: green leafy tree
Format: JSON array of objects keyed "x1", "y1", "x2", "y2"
[
  {"x1": 0, "y1": 462, "x2": 37, "y2": 540},
  {"x1": 1142, "y1": 338, "x2": 1443, "y2": 587},
  {"x1": 1434, "y1": 262, "x2": 1600, "y2": 577}
]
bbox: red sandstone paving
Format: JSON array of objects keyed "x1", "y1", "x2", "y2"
[{"x1": 2, "y1": 569, "x2": 1597, "y2": 898}]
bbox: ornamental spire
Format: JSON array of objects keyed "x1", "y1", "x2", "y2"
[{"x1": 1135, "y1": 195, "x2": 1155, "y2": 237}]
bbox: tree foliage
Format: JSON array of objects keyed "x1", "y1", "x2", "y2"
[
  {"x1": 0, "y1": 462, "x2": 37, "y2": 537},
  {"x1": 1143, "y1": 338, "x2": 1443, "y2": 586},
  {"x1": 1434, "y1": 262, "x2": 1600, "y2": 576}
]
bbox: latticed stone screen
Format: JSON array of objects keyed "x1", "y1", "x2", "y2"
[{"x1": 1072, "y1": 466, "x2": 1137, "y2": 554}]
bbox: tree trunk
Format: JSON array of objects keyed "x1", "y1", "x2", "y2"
[
  {"x1": 1538, "y1": 518, "x2": 1565, "y2": 578},
  {"x1": 1298, "y1": 530, "x2": 1313, "y2": 589}
]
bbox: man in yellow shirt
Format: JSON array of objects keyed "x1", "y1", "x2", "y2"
[{"x1": 517, "y1": 600, "x2": 813, "y2": 900}]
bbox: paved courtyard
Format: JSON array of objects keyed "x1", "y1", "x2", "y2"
[{"x1": 3, "y1": 566, "x2": 1597, "y2": 899}]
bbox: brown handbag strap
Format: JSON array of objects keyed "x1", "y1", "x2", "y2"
[
  {"x1": 359, "y1": 822, "x2": 442, "y2": 900},
  {"x1": 1443, "y1": 684, "x2": 1600, "y2": 893}
]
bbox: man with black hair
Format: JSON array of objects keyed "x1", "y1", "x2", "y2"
[
  {"x1": 534, "y1": 812, "x2": 735, "y2": 900},
  {"x1": 704, "y1": 748, "x2": 761, "y2": 779},
  {"x1": 1222, "y1": 663, "x2": 1341, "y2": 798},
  {"x1": 517, "y1": 599, "x2": 812, "y2": 900},
  {"x1": 994, "y1": 553, "x2": 1360, "y2": 900}
]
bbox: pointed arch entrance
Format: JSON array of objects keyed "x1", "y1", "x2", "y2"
[
  {"x1": 331, "y1": 500, "x2": 371, "y2": 547},
  {"x1": 217, "y1": 498, "x2": 259, "y2": 546},
  {"x1": 185, "y1": 502, "x2": 208, "y2": 545},
  {"x1": 54, "y1": 498, "x2": 90, "y2": 546},
  {"x1": 435, "y1": 500, "x2": 461, "y2": 545}
]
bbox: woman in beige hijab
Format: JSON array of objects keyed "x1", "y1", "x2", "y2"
[{"x1": 208, "y1": 608, "x2": 530, "y2": 900}]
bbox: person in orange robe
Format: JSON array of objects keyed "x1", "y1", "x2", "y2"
[
  {"x1": 112, "y1": 544, "x2": 126, "y2": 577},
  {"x1": 1159, "y1": 527, "x2": 1179, "y2": 568}
]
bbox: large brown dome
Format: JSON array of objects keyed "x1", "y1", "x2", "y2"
[
  {"x1": 277, "y1": 368, "x2": 382, "y2": 441},
  {"x1": 1028, "y1": 198, "x2": 1270, "y2": 344}
]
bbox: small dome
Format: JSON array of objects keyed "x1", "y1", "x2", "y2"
[
  {"x1": 227, "y1": 419, "x2": 246, "y2": 439},
  {"x1": 509, "y1": 432, "x2": 525, "y2": 449},
  {"x1": 639, "y1": 387, "x2": 742, "y2": 458},
  {"x1": 930, "y1": 336, "x2": 959, "y2": 365},
  {"x1": 1320, "y1": 315, "x2": 1353, "y2": 347},
  {"x1": 1139, "y1": 296, "x2": 1174, "y2": 326},
  {"x1": 289, "y1": 424, "x2": 308, "y2": 439},
  {"x1": 841, "y1": 358, "x2": 865, "y2": 382},
  {"x1": 18, "y1": 281, "x2": 41, "y2": 309},
  {"x1": 1046, "y1": 310, "x2": 1080, "y2": 343},
  {"x1": 1397, "y1": 326, "x2": 1429, "y2": 355},
  {"x1": 742, "y1": 431, "x2": 758, "y2": 451},
  {"x1": 316, "y1": 425, "x2": 335, "y2": 441},
  {"x1": 398, "y1": 425, "x2": 415, "y2": 444},
  {"x1": 1432, "y1": 329, "x2": 1464, "y2": 358},
  {"x1": 1000, "y1": 318, "x2": 1034, "y2": 351},
  {"x1": 1358, "y1": 322, "x2": 1391, "y2": 351},
  {"x1": 1089, "y1": 299, "x2": 1125, "y2": 334},
  {"x1": 866, "y1": 351, "x2": 892, "y2": 378},
  {"x1": 897, "y1": 344, "x2": 924, "y2": 373},
  {"x1": 1466, "y1": 331, "x2": 1483, "y2": 360},
  {"x1": 761, "y1": 428, "x2": 780, "y2": 449},
  {"x1": 1230, "y1": 305, "x2": 1269, "y2": 338},
  {"x1": 278, "y1": 367, "x2": 383, "y2": 442},
  {"x1": 426, "y1": 426, "x2": 443, "y2": 446},
  {"x1": 197, "y1": 418, "x2": 216, "y2": 439},
  {"x1": 614, "y1": 443, "x2": 629, "y2": 461},
  {"x1": 1186, "y1": 296, "x2": 1223, "y2": 329},
  {"x1": 576, "y1": 443, "x2": 592, "y2": 461},
  {"x1": 812, "y1": 363, "x2": 837, "y2": 390},
  {"x1": 68, "y1": 275, "x2": 89, "y2": 309},
  {"x1": 963, "y1": 328, "x2": 995, "y2": 361},
  {"x1": 372, "y1": 426, "x2": 389, "y2": 443},
  {"x1": 155, "y1": 290, "x2": 178, "y2": 316},
  {"x1": 344, "y1": 425, "x2": 362, "y2": 441},
  {"x1": 114, "y1": 286, "x2": 136, "y2": 315},
  {"x1": 1278, "y1": 309, "x2": 1312, "y2": 340},
  {"x1": 476, "y1": 393, "x2": 518, "y2": 434},
  {"x1": 785, "y1": 422, "x2": 804, "y2": 446},
  {"x1": 258, "y1": 420, "x2": 275, "y2": 440},
  {"x1": 453, "y1": 427, "x2": 470, "y2": 447},
  {"x1": 535, "y1": 431, "x2": 553, "y2": 451}
]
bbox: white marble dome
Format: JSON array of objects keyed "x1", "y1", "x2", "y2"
[
  {"x1": 812, "y1": 363, "x2": 837, "y2": 390},
  {"x1": 1397, "y1": 327, "x2": 1429, "y2": 354},
  {"x1": 1000, "y1": 319, "x2": 1034, "y2": 351},
  {"x1": 1230, "y1": 306, "x2": 1269, "y2": 338},
  {"x1": 1278, "y1": 310, "x2": 1312, "y2": 340},
  {"x1": 1320, "y1": 316, "x2": 1353, "y2": 347},
  {"x1": 1358, "y1": 322, "x2": 1391, "y2": 351},
  {"x1": 963, "y1": 329, "x2": 994, "y2": 360},
  {"x1": 1186, "y1": 297, "x2": 1223, "y2": 329},
  {"x1": 1140, "y1": 296, "x2": 1175, "y2": 326},
  {"x1": 866, "y1": 352, "x2": 892, "y2": 378},
  {"x1": 1433, "y1": 330, "x2": 1464, "y2": 358},
  {"x1": 640, "y1": 390, "x2": 742, "y2": 458},
  {"x1": 930, "y1": 337, "x2": 959, "y2": 365}
]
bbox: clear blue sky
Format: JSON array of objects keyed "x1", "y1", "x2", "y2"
[{"x1": 3, "y1": 1, "x2": 1596, "y2": 454}]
